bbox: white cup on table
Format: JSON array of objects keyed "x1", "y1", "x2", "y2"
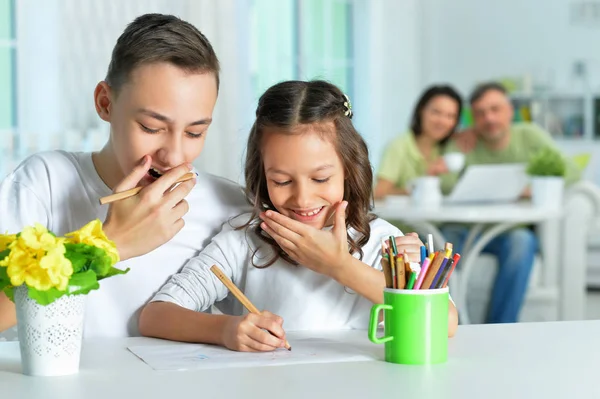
[{"x1": 443, "y1": 152, "x2": 465, "y2": 172}]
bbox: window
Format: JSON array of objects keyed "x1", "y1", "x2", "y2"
[
  {"x1": 0, "y1": 0, "x2": 16, "y2": 177},
  {"x1": 250, "y1": 0, "x2": 354, "y2": 101}
]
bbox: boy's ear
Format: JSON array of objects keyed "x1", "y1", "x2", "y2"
[{"x1": 94, "y1": 81, "x2": 112, "y2": 122}]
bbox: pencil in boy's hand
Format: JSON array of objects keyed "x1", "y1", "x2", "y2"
[
  {"x1": 209, "y1": 264, "x2": 291, "y2": 351},
  {"x1": 99, "y1": 172, "x2": 197, "y2": 205}
]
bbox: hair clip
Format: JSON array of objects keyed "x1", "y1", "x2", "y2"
[{"x1": 343, "y1": 94, "x2": 353, "y2": 118}]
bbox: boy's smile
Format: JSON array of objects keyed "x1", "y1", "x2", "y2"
[{"x1": 93, "y1": 62, "x2": 218, "y2": 190}]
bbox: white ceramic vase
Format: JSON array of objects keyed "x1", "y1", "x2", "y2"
[
  {"x1": 14, "y1": 286, "x2": 85, "y2": 376},
  {"x1": 530, "y1": 176, "x2": 565, "y2": 210}
]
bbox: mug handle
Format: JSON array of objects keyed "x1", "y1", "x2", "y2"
[{"x1": 368, "y1": 304, "x2": 394, "y2": 344}]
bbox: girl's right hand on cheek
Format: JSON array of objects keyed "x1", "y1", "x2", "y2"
[
  {"x1": 222, "y1": 311, "x2": 287, "y2": 352},
  {"x1": 103, "y1": 156, "x2": 196, "y2": 261}
]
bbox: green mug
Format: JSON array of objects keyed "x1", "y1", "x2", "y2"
[{"x1": 368, "y1": 287, "x2": 449, "y2": 365}]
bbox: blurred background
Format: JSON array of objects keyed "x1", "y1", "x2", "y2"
[
  {"x1": 2, "y1": 0, "x2": 600, "y2": 322},
  {"x1": 3, "y1": 0, "x2": 600, "y2": 183}
]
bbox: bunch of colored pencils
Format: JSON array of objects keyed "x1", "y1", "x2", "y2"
[{"x1": 381, "y1": 234, "x2": 460, "y2": 290}]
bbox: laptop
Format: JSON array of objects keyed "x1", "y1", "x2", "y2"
[{"x1": 445, "y1": 163, "x2": 529, "y2": 204}]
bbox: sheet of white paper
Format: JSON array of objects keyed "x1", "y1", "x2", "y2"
[{"x1": 128, "y1": 338, "x2": 374, "y2": 371}]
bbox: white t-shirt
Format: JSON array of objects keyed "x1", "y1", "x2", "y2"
[
  {"x1": 0, "y1": 151, "x2": 249, "y2": 337},
  {"x1": 152, "y1": 215, "x2": 403, "y2": 331}
]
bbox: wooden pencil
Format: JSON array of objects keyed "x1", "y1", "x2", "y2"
[
  {"x1": 99, "y1": 172, "x2": 196, "y2": 205},
  {"x1": 420, "y1": 251, "x2": 446, "y2": 290},
  {"x1": 395, "y1": 254, "x2": 406, "y2": 289},
  {"x1": 381, "y1": 240, "x2": 393, "y2": 288},
  {"x1": 388, "y1": 245, "x2": 397, "y2": 288},
  {"x1": 209, "y1": 265, "x2": 291, "y2": 351},
  {"x1": 381, "y1": 256, "x2": 393, "y2": 289}
]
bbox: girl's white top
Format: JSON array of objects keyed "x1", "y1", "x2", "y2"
[{"x1": 152, "y1": 214, "x2": 403, "y2": 330}]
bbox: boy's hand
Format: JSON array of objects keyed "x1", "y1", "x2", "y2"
[
  {"x1": 222, "y1": 311, "x2": 287, "y2": 352},
  {"x1": 103, "y1": 155, "x2": 196, "y2": 261}
]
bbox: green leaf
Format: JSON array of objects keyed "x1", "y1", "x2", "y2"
[
  {"x1": 0, "y1": 248, "x2": 9, "y2": 262},
  {"x1": 90, "y1": 253, "x2": 112, "y2": 276},
  {"x1": 65, "y1": 250, "x2": 88, "y2": 274},
  {"x1": 27, "y1": 286, "x2": 66, "y2": 306},
  {"x1": 0, "y1": 266, "x2": 9, "y2": 293},
  {"x1": 27, "y1": 270, "x2": 102, "y2": 305},
  {"x1": 3, "y1": 286, "x2": 13, "y2": 302},
  {"x1": 66, "y1": 270, "x2": 100, "y2": 296},
  {"x1": 98, "y1": 266, "x2": 130, "y2": 280},
  {"x1": 527, "y1": 147, "x2": 567, "y2": 177},
  {"x1": 64, "y1": 243, "x2": 117, "y2": 277}
]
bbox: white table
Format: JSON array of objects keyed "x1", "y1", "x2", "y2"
[
  {"x1": 374, "y1": 197, "x2": 562, "y2": 324},
  {"x1": 1, "y1": 322, "x2": 599, "y2": 399}
]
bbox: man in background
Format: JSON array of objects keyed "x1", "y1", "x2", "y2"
[{"x1": 442, "y1": 82, "x2": 580, "y2": 323}]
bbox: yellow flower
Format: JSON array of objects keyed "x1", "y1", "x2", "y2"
[
  {"x1": 0, "y1": 233, "x2": 16, "y2": 252},
  {"x1": 0, "y1": 224, "x2": 73, "y2": 291},
  {"x1": 65, "y1": 219, "x2": 120, "y2": 265}
]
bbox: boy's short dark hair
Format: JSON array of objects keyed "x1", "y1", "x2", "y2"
[
  {"x1": 469, "y1": 82, "x2": 508, "y2": 105},
  {"x1": 106, "y1": 13, "x2": 220, "y2": 93}
]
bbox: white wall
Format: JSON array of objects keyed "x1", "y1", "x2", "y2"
[
  {"x1": 419, "y1": 0, "x2": 600, "y2": 184},
  {"x1": 420, "y1": 0, "x2": 600, "y2": 94},
  {"x1": 353, "y1": 0, "x2": 422, "y2": 172},
  {"x1": 14, "y1": 0, "x2": 248, "y2": 183}
]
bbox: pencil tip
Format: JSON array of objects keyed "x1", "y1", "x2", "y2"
[{"x1": 288, "y1": 347, "x2": 292, "y2": 351}]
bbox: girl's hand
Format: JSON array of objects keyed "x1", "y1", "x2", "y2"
[
  {"x1": 222, "y1": 311, "x2": 287, "y2": 352},
  {"x1": 103, "y1": 155, "x2": 196, "y2": 261},
  {"x1": 259, "y1": 201, "x2": 349, "y2": 277},
  {"x1": 390, "y1": 232, "x2": 425, "y2": 263}
]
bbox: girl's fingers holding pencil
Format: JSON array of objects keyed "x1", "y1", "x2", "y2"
[
  {"x1": 223, "y1": 315, "x2": 281, "y2": 352},
  {"x1": 241, "y1": 313, "x2": 286, "y2": 351}
]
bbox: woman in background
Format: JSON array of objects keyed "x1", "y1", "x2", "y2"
[{"x1": 374, "y1": 85, "x2": 462, "y2": 198}]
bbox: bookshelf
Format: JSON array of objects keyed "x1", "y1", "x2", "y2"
[{"x1": 508, "y1": 91, "x2": 596, "y2": 140}]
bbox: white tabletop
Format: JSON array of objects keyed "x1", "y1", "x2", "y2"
[
  {"x1": 1, "y1": 321, "x2": 599, "y2": 399},
  {"x1": 374, "y1": 196, "x2": 561, "y2": 223}
]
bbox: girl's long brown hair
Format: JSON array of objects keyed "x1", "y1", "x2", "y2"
[{"x1": 241, "y1": 80, "x2": 375, "y2": 267}]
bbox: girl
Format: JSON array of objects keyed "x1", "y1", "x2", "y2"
[
  {"x1": 139, "y1": 80, "x2": 458, "y2": 351},
  {"x1": 374, "y1": 85, "x2": 462, "y2": 198}
]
